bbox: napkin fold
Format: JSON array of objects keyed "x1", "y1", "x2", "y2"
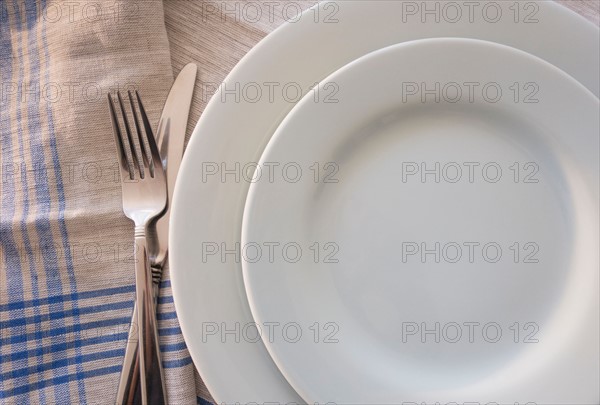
[{"x1": 0, "y1": 1, "x2": 207, "y2": 403}]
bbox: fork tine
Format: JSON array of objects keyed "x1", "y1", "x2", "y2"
[
  {"x1": 129, "y1": 91, "x2": 155, "y2": 178},
  {"x1": 108, "y1": 93, "x2": 134, "y2": 180},
  {"x1": 135, "y1": 91, "x2": 162, "y2": 178},
  {"x1": 117, "y1": 91, "x2": 145, "y2": 179}
]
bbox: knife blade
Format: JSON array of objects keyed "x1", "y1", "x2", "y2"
[
  {"x1": 151, "y1": 62, "x2": 198, "y2": 269},
  {"x1": 116, "y1": 63, "x2": 197, "y2": 405}
]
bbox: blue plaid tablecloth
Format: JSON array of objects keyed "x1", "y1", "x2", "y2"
[{"x1": 0, "y1": 1, "x2": 211, "y2": 403}]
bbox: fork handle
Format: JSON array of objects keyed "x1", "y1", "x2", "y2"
[
  {"x1": 116, "y1": 279, "x2": 160, "y2": 405},
  {"x1": 134, "y1": 229, "x2": 167, "y2": 405}
]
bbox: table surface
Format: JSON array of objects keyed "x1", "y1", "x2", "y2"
[{"x1": 165, "y1": 0, "x2": 599, "y2": 148}]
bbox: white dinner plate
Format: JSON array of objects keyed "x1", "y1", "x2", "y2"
[
  {"x1": 242, "y1": 38, "x2": 600, "y2": 404},
  {"x1": 170, "y1": 2, "x2": 600, "y2": 403}
]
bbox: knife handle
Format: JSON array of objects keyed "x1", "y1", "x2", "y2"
[
  {"x1": 135, "y1": 232, "x2": 167, "y2": 405},
  {"x1": 116, "y1": 275, "x2": 162, "y2": 405},
  {"x1": 116, "y1": 238, "x2": 167, "y2": 405}
]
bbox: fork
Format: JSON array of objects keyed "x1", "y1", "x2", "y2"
[{"x1": 109, "y1": 91, "x2": 168, "y2": 405}]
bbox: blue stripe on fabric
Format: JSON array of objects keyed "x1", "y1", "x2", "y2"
[
  {"x1": 0, "y1": 284, "x2": 135, "y2": 312},
  {"x1": 197, "y1": 396, "x2": 214, "y2": 405},
  {"x1": 0, "y1": 284, "x2": 176, "y2": 312},
  {"x1": 1, "y1": 314, "x2": 182, "y2": 347},
  {"x1": 162, "y1": 357, "x2": 193, "y2": 369},
  {"x1": 157, "y1": 311, "x2": 178, "y2": 321},
  {"x1": 0, "y1": 317, "x2": 131, "y2": 346},
  {"x1": 0, "y1": 333, "x2": 129, "y2": 364},
  {"x1": 1, "y1": 349, "x2": 124, "y2": 382},
  {"x1": 22, "y1": 2, "x2": 72, "y2": 401},
  {"x1": 0, "y1": 336, "x2": 192, "y2": 398},
  {"x1": 10, "y1": 1, "x2": 46, "y2": 403},
  {"x1": 0, "y1": 283, "x2": 176, "y2": 313},
  {"x1": 0, "y1": 365, "x2": 121, "y2": 399},
  {"x1": 0, "y1": 3, "x2": 29, "y2": 403},
  {"x1": 158, "y1": 295, "x2": 174, "y2": 304},
  {"x1": 160, "y1": 341, "x2": 188, "y2": 353},
  {"x1": 39, "y1": 0, "x2": 86, "y2": 400},
  {"x1": 159, "y1": 326, "x2": 183, "y2": 336},
  {"x1": 0, "y1": 300, "x2": 133, "y2": 329}
]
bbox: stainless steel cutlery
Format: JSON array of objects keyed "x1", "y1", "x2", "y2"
[
  {"x1": 150, "y1": 63, "x2": 197, "y2": 272},
  {"x1": 111, "y1": 64, "x2": 197, "y2": 405},
  {"x1": 109, "y1": 90, "x2": 168, "y2": 405}
]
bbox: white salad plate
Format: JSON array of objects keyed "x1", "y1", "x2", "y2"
[
  {"x1": 241, "y1": 38, "x2": 600, "y2": 404},
  {"x1": 170, "y1": 1, "x2": 600, "y2": 403}
]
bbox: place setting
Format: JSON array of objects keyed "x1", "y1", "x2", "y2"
[{"x1": 0, "y1": 1, "x2": 598, "y2": 404}]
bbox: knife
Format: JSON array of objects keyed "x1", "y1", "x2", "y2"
[
  {"x1": 116, "y1": 63, "x2": 197, "y2": 405},
  {"x1": 151, "y1": 62, "x2": 198, "y2": 270}
]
